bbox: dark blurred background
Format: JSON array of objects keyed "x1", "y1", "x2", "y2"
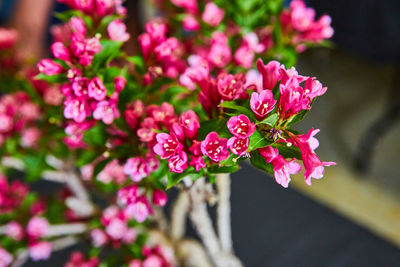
[{"x1": 1, "y1": 0, "x2": 399, "y2": 266}]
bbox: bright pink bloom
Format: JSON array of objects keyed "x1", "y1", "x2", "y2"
[
  {"x1": 106, "y1": 217, "x2": 127, "y2": 240},
  {"x1": 208, "y1": 32, "x2": 231, "y2": 68},
  {"x1": 29, "y1": 241, "x2": 52, "y2": 261},
  {"x1": 37, "y1": 59, "x2": 63, "y2": 75},
  {"x1": 51, "y1": 42, "x2": 70, "y2": 61},
  {"x1": 91, "y1": 229, "x2": 108, "y2": 247},
  {"x1": 183, "y1": 15, "x2": 200, "y2": 31},
  {"x1": 0, "y1": 28, "x2": 18, "y2": 49},
  {"x1": 21, "y1": 127, "x2": 41, "y2": 148},
  {"x1": 250, "y1": 90, "x2": 277, "y2": 120},
  {"x1": 278, "y1": 76, "x2": 310, "y2": 120},
  {"x1": 26, "y1": 217, "x2": 48, "y2": 238},
  {"x1": 243, "y1": 33, "x2": 265, "y2": 53},
  {"x1": 217, "y1": 73, "x2": 246, "y2": 101},
  {"x1": 152, "y1": 189, "x2": 168, "y2": 207},
  {"x1": 138, "y1": 33, "x2": 152, "y2": 59},
  {"x1": 234, "y1": 45, "x2": 254, "y2": 68},
  {"x1": 259, "y1": 146, "x2": 302, "y2": 188},
  {"x1": 124, "y1": 157, "x2": 146, "y2": 182},
  {"x1": 153, "y1": 133, "x2": 183, "y2": 159},
  {"x1": 122, "y1": 228, "x2": 138, "y2": 244},
  {"x1": 202, "y1": 2, "x2": 224, "y2": 27},
  {"x1": 303, "y1": 77, "x2": 327, "y2": 100},
  {"x1": 88, "y1": 77, "x2": 106, "y2": 101},
  {"x1": 290, "y1": 0, "x2": 315, "y2": 31},
  {"x1": 64, "y1": 98, "x2": 90, "y2": 123},
  {"x1": 179, "y1": 110, "x2": 200, "y2": 139},
  {"x1": 0, "y1": 114, "x2": 13, "y2": 133},
  {"x1": 291, "y1": 129, "x2": 336, "y2": 185},
  {"x1": 201, "y1": 132, "x2": 229, "y2": 162},
  {"x1": 69, "y1": 16, "x2": 86, "y2": 37},
  {"x1": 257, "y1": 59, "x2": 283, "y2": 90},
  {"x1": 93, "y1": 100, "x2": 120, "y2": 124},
  {"x1": 114, "y1": 76, "x2": 127, "y2": 93},
  {"x1": 189, "y1": 155, "x2": 206, "y2": 171},
  {"x1": 171, "y1": 0, "x2": 198, "y2": 14},
  {"x1": 168, "y1": 150, "x2": 188, "y2": 173},
  {"x1": 6, "y1": 221, "x2": 24, "y2": 241},
  {"x1": 154, "y1": 37, "x2": 179, "y2": 61},
  {"x1": 97, "y1": 159, "x2": 127, "y2": 184},
  {"x1": 118, "y1": 185, "x2": 138, "y2": 206},
  {"x1": 145, "y1": 19, "x2": 167, "y2": 43},
  {"x1": 107, "y1": 19, "x2": 130, "y2": 42},
  {"x1": 227, "y1": 114, "x2": 255, "y2": 138},
  {"x1": 124, "y1": 196, "x2": 153, "y2": 223},
  {"x1": 0, "y1": 246, "x2": 12, "y2": 267},
  {"x1": 227, "y1": 137, "x2": 249, "y2": 156},
  {"x1": 245, "y1": 70, "x2": 263, "y2": 92}
]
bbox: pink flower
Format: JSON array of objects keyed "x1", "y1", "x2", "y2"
[
  {"x1": 0, "y1": 114, "x2": 13, "y2": 133},
  {"x1": 118, "y1": 185, "x2": 138, "y2": 205},
  {"x1": 0, "y1": 28, "x2": 18, "y2": 49},
  {"x1": 6, "y1": 221, "x2": 24, "y2": 241},
  {"x1": 278, "y1": 76, "x2": 310, "y2": 120},
  {"x1": 259, "y1": 146, "x2": 302, "y2": 188},
  {"x1": 44, "y1": 86, "x2": 64, "y2": 106},
  {"x1": 154, "y1": 37, "x2": 179, "y2": 61},
  {"x1": 69, "y1": 16, "x2": 86, "y2": 37},
  {"x1": 168, "y1": 150, "x2": 188, "y2": 173},
  {"x1": 202, "y1": 2, "x2": 224, "y2": 27},
  {"x1": 37, "y1": 59, "x2": 63, "y2": 75},
  {"x1": 208, "y1": 32, "x2": 231, "y2": 68},
  {"x1": 171, "y1": 0, "x2": 198, "y2": 14},
  {"x1": 189, "y1": 155, "x2": 206, "y2": 171},
  {"x1": 217, "y1": 73, "x2": 246, "y2": 101},
  {"x1": 290, "y1": 0, "x2": 315, "y2": 31},
  {"x1": 21, "y1": 127, "x2": 41, "y2": 148},
  {"x1": 234, "y1": 45, "x2": 254, "y2": 68},
  {"x1": 243, "y1": 33, "x2": 265, "y2": 53},
  {"x1": 245, "y1": 70, "x2": 263, "y2": 92},
  {"x1": 91, "y1": 229, "x2": 108, "y2": 247},
  {"x1": 97, "y1": 159, "x2": 126, "y2": 184},
  {"x1": 114, "y1": 76, "x2": 127, "y2": 93},
  {"x1": 106, "y1": 218, "x2": 127, "y2": 240},
  {"x1": 153, "y1": 133, "x2": 183, "y2": 159},
  {"x1": 51, "y1": 42, "x2": 70, "y2": 61},
  {"x1": 124, "y1": 157, "x2": 147, "y2": 182},
  {"x1": 256, "y1": 59, "x2": 283, "y2": 90},
  {"x1": 145, "y1": 20, "x2": 168, "y2": 43},
  {"x1": 0, "y1": 246, "x2": 13, "y2": 267},
  {"x1": 183, "y1": 15, "x2": 200, "y2": 31},
  {"x1": 152, "y1": 189, "x2": 168, "y2": 207},
  {"x1": 124, "y1": 196, "x2": 153, "y2": 223},
  {"x1": 227, "y1": 137, "x2": 249, "y2": 156},
  {"x1": 290, "y1": 129, "x2": 336, "y2": 185},
  {"x1": 250, "y1": 90, "x2": 277, "y2": 120},
  {"x1": 201, "y1": 132, "x2": 229, "y2": 162},
  {"x1": 122, "y1": 228, "x2": 138, "y2": 244},
  {"x1": 26, "y1": 217, "x2": 48, "y2": 238},
  {"x1": 227, "y1": 114, "x2": 255, "y2": 138},
  {"x1": 88, "y1": 77, "x2": 106, "y2": 101},
  {"x1": 303, "y1": 77, "x2": 327, "y2": 100},
  {"x1": 138, "y1": 33, "x2": 152, "y2": 59},
  {"x1": 107, "y1": 19, "x2": 130, "y2": 42},
  {"x1": 64, "y1": 98, "x2": 90, "y2": 123},
  {"x1": 93, "y1": 100, "x2": 120, "y2": 124},
  {"x1": 179, "y1": 110, "x2": 200, "y2": 139},
  {"x1": 29, "y1": 241, "x2": 52, "y2": 261}
]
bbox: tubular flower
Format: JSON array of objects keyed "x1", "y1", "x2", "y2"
[
  {"x1": 201, "y1": 132, "x2": 229, "y2": 162},
  {"x1": 227, "y1": 114, "x2": 255, "y2": 138},
  {"x1": 250, "y1": 90, "x2": 277, "y2": 120},
  {"x1": 153, "y1": 133, "x2": 183, "y2": 159}
]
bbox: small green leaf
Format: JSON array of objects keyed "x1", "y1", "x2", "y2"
[
  {"x1": 93, "y1": 158, "x2": 113, "y2": 179},
  {"x1": 198, "y1": 119, "x2": 230, "y2": 140},
  {"x1": 220, "y1": 101, "x2": 256, "y2": 121},
  {"x1": 208, "y1": 164, "x2": 239, "y2": 174},
  {"x1": 92, "y1": 40, "x2": 123, "y2": 70},
  {"x1": 35, "y1": 73, "x2": 67, "y2": 84},
  {"x1": 249, "y1": 150, "x2": 274, "y2": 174},
  {"x1": 248, "y1": 130, "x2": 273, "y2": 151},
  {"x1": 258, "y1": 113, "x2": 277, "y2": 126},
  {"x1": 83, "y1": 125, "x2": 107, "y2": 146},
  {"x1": 160, "y1": 85, "x2": 187, "y2": 103},
  {"x1": 167, "y1": 167, "x2": 201, "y2": 189},
  {"x1": 127, "y1": 56, "x2": 145, "y2": 73},
  {"x1": 273, "y1": 143, "x2": 302, "y2": 160}
]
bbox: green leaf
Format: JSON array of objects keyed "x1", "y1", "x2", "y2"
[
  {"x1": 248, "y1": 130, "x2": 273, "y2": 151},
  {"x1": 167, "y1": 167, "x2": 201, "y2": 189},
  {"x1": 35, "y1": 73, "x2": 67, "y2": 84},
  {"x1": 93, "y1": 158, "x2": 113, "y2": 179},
  {"x1": 127, "y1": 56, "x2": 145, "y2": 73},
  {"x1": 273, "y1": 143, "x2": 302, "y2": 160},
  {"x1": 208, "y1": 164, "x2": 239, "y2": 174},
  {"x1": 249, "y1": 150, "x2": 274, "y2": 174},
  {"x1": 23, "y1": 153, "x2": 50, "y2": 182},
  {"x1": 220, "y1": 101, "x2": 256, "y2": 121},
  {"x1": 258, "y1": 113, "x2": 277, "y2": 126},
  {"x1": 198, "y1": 119, "x2": 230, "y2": 140},
  {"x1": 76, "y1": 150, "x2": 99, "y2": 167},
  {"x1": 160, "y1": 85, "x2": 187, "y2": 103},
  {"x1": 83, "y1": 125, "x2": 107, "y2": 146},
  {"x1": 92, "y1": 40, "x2": 123, "y2": 70}
]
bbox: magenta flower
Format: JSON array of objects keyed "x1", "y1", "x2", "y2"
[
  {"x1": 259, "y1": 146, "x2": 302, "y2": 188},
  {"x1": 153, "y1": 133, "x2": 183, "y2": 159},
  {"x1": 26, "y1": 217, "x2": 48, "y2": 238},
  {"x1": 91, "y1": 229, "x2": 108, "y2": 247},
  {"x1": 124, "y1": 157, "x2": 147, "y2": 182},
  {"x1": 179, "y1": 110, "x2": 200, "y2": 139},
  {"x1": 227, "y1": 137, "x2": 249, "y2": 156},
  {"x1": 88, "y1": 77, "x2": 106, "y2": 101},
  {"x1": 189, "y1": 155, "x2": 206, "y2": 171},
  {"x1": 6, "y1": 221, "x2": 24, "y2": 241},
  {"x1": 51, "y1": 42, "x2": 70, "y2": 61},
  {"x1": 201, "y1": 132, "x2": 229, "y2": 162},
  {"x1": 93, "y1": 100, "x2": 120, "y2": 125},
  {"x1": 152, "y1": 189, "x2": 168, "y2": 207},
  {"x1": 107, "y1": 19, "x2": 130, "y2": 42},
  {"x1": 256, "y1": 59, "x2": 283, "y2": 90},
  {"x1": 250, "y1": 90, "x2": 277, "y2": 120},
  {"x1": 217, "y1": 73, "x2": 246, "y2": 101},
  {"x1": 124, "y1": 196, "x2": 153, "y2": 223},
  {"x1": 171, "y1": 0, "x2": 198, "y2": 14},
  {"x1": 0, "y1": 246, "x2": 13, "y2": 266},
  {"x1": 168, "y1": 150, "x2": 188, "y2": 173},
  {"x1": 145, "y1": 19, "x2": 167, "y2": 43},
  {"x1": 202, "y1": 2, "x2": 225, "y2": 27},
  {"x1": 29, "y1": 241, "x2": 52, "y2": 261},
  {"x1": 234, "y1": 45, "x2": 254, "y2": 68},
  {"x1": 114, "y1": 76, "x2": 127, "y2": 93},
  {"x1": 290, "y1": 0, "x2": 315, "y2": 31},
  {"x1": 245, "y1": 70, "x2": 263, "y2": 92},
  {"x1": 138, "y1": 33, "x2": 152, "y2": 59},
  {"x1": 37, "y1": 59, "x2": 63, "y2": 75},
  {"x1": 154, "y1": 37, "x2": 179, "y2": 61},
  {"x1": 208, "y1": 33, "x2": 231, "y2": 68},
  {"x1": 118, "y1": 185, "x2": 138, "y2": 206},
  {"x1": 183, "y1": 15, "x2": 200, "y2": 31},
  {"x1": 106, "y1": 218, "x2": 127, "y2": 240},
  {"x1": 64, "y1": 97, "x2": 89, "y2": 123},
  {"x1": 278, "y1": 76, "x2": 310, "y2": 120},
  {"x1": 303, "y1": 77, "x2": 327, "y2": 100},
  {"x1": 291, "y1": 129, "x2": 336, "y2": 185},
  {"x1": 227, "y1": 114, "x2": 255, "y2": 138}
]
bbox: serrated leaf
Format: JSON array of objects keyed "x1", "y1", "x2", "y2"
[
  {"x1": 248, "y1": 130, "x2": 273, "y2": 151},
  {"x1": 258, "y1": 113, "x2": 277, "y2": 126}
]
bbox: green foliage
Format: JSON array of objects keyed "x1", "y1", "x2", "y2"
[
  {"x1": 248, "y1": 130, "x2": 274, "y2": 151},
  {"x1": 220, "y1": 101, "x2": 256, "y2": 121},
  {"x1": 92, "y1": 40, "x2": 123, "y2": 70},
  {"x1": 249, "y1": 150, "x2": 274, "y2": 174},
  {"x1": 83, "y1": 124, "x2": 107, "y2": 146}
]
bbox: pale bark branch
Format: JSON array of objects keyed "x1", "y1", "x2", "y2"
[
  {"x1": 216, "y1": 173, "x2": 233, "y2": 253},
  {"x1": 170, "y1": 190, "x2": 190, "y2": 241}
]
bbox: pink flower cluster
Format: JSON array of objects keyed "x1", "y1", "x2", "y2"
[
  {"x1": 0, "y1": 28, "x2": 18, "y2": 50},
  {"x1": 153, "y1": 110, "x2": 207, "y2": 172},
  {"x1": 129, "y1": 245, "x2": 174, "y2": 267},
  {"x1": 57, "y1": 0, "x2": 126, "y2": 17},
  {"x1": 281, "y1": 0, "x2": 334, "y2": 51},
  {"x1": 0, "y1": 175, "x2": 29, "y2": 213},
  {"x1": 124, "y1": 154, "x2": 160, "y2": 182},
  {"x1": 0, "y1": 246, "x2": 13, "y2": 267},
  {"x1": 65, "y1": 252, "x2": 99, "y2": 267},
  {"x1": 139, "y1": 19, "x2": 186, "y2": 82},
  {"x1": 226, "y1": 115, "x2": 255, "y2": 157},
  {"x1": 0, "y1": 92, "x2": 41, "y2": 147},
  {"x1": 92, "y1": 205, "x2": 138, "y2": 247}
]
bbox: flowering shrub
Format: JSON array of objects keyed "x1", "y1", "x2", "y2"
[{"x1": 0, "y1": 0, "x2": 334, "y2": 266}]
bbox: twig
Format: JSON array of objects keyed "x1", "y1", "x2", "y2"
[
  {"x1": 216, "y1": 173, "x2": 233, "y2": 253},
  {"x1": 46, "y1": 223, "x2": 88, "y2": 237},
  {"x1": 170, "y1": 190, "x2": 190, "y2": 241}
]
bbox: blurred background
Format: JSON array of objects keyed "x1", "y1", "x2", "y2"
[{"x1": 0, "y1": 0, "x2": 399, "y2": 266}]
